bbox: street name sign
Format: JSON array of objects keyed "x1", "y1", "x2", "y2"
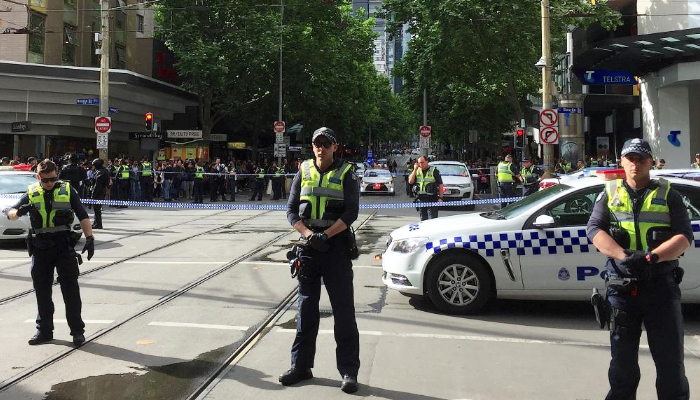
[
  {"x1": 558, "y1": 107, "x2": 583, "y2": 114},
  {"x1": 167, "y1": 130, "x2": 203, "y2": 139},
  {"x1": 11, "y1": 121, "x2": 31, "y2": 132}
]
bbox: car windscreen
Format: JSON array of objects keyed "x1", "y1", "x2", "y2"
[
  {"x1": 365, "y1": 170, "x2": 391, "y2": 178},
  {"x1": 433, "y1": 164, "x2": 468, "y2": 176},
  {"x1": 0, "y1": 174, "x2": 36, "y2": 194},
  {"x1": 482, "y1": 184, "x2": 572, "y2": 220}
]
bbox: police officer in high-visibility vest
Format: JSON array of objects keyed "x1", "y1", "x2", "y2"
[
  {"x1": 249, "y1": 164, "x2": 265, "y2": 201},
  {"x1": 496, "y1": 154, "x2": 519, "y2": 208},
  {"x1": 590, "y1": 157, "x2": 599, "y2": 167},
  {"x1": 408, "y1": 156, "x2": 444, "y2": 220},
  {"x1": 653, "y1": 158, "x2": 665, "y2": 170},
  {"x1": 556, "y1": 158, "x2": 573, "y2": 174},
  {"x1": 193, "y1": 162, "x2": 205, "y2": 203},
  {"x1": 280, "y1": 127, "x2": 360, "y2": 394},
  {"x1": 520, "y1": 157, "x2": 543, "y2": 196},
  {"x1": 271, "y1": 162, "x2": 283, "y2": 200},
  {"x1": 587, "y1": 139, "x2": 691, "y2": 400},
  {"x1": 2, "y1": 159, "x2": 95, "y2": 346},
  {"x1": 116, "y1": 158, "x2": 130, "y2": 207},
  {"x1": 140, "y1": 157, "x2": 154, "y2": 202}
]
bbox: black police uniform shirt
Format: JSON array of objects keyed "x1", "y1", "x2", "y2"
[
  {"x1": 586, "y1": 179, "x2": 693, "y2": 246},
  {"x1": 287, "y1": 158, "x2": 359, "y2": 228},
  {"x1": 12, "y1": 185, "x2": 90, "y2": 224}
]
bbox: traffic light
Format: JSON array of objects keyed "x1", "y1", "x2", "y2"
[
  {"x1": 515, "y1": 129, "x2": 524, "y2": 148},
  {"x1": 145, "y1": 112, "x2": 154, "y2": 131}
]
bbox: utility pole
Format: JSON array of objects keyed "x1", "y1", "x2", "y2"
[
  {"x1": 277, "y1": 0, "x2": 283, "y2": 166},
  {"x1": 420, "y1": 87, "x2": 427, "y2": 157},
  {"x1": 98, "y1": 0, "x2": 110, "y2": 161},
  {"x1": 541, "y1": 0, "x2": 554, "y2": 172}
]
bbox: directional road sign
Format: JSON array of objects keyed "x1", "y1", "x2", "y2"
[
  {"x1": 96, "y1": 133, "x2": 108, "y2": 149},
  {"x1": 539, "y1": 109, "x2": 558, "y2": 127},
  {"x1": 540, "y1": 126, "x2": 559, "y2": 145},
  {"x1": 95, "y1": 116, "x2": 111, "y2": 134}
]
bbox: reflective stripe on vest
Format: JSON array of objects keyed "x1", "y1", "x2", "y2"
[
  {"x1": 497, "y1": 162, "x2": 513, "y2": 183},
  {"x1": 275, "y1": 167, "x2": 282, "y2": 177},
  {"x1": 416, "y1": 167, "x2": 436, "y2": 194},
  {"x1": 299, "y1": 159, "x2": 351, "y2": 227},
  {"x1": 258, "y1": 169, "x2": 265, "y2": 179},
  {"x1": 119, "y1": 166, "x2": 130, "y2": 179},
  {"x1": 558, "y1": 163, "x2": 573, "y2": 174},
  {"x1": 27, "y1": 181, "x2": 73, "y2": 234},
  {"x1": 520, "y1": 165, "x2": 539, "y2": 184},
  {"x1": 606, "y1": 178, "x2": 672, "y2": 251},
  {"x1": 195, "y1": 166, "x2": 204, "y2": 179},
  {"x1": 142, "y1": 162, "x2": 153, "y2": 177}
]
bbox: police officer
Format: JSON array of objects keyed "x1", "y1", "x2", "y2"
[
  {"x1": 116, "y1": 159, "x2": 130, "y2": 207},
  {"x1": 280, "y1": 127, "x2": 360, "y2": 394},
  {"x1": 520, "y1": 157, "x2": 543, "y2": 196},
  {"x1": 271, "y1": 162, "x2": 283, "y2": 200},
  {"x1": 587, "y1": 139, "x2": 691, "y2": 400},
  {"x1": 249, "y1": 164, "x2": 265, "y2": 201},
  {"x1": 556, "y1": 158, "x2": 573, "y2": 174},
  {"x1": 653, "y1": 158, "x2": 665, "y2": 170},
  {"x1": 691, "y1": 153, "x2": 700, "y2": 169},
  {"x1": 193, "y1": 161, "x2": 205, "y2": 203},
  {"x1": 590, "y1": 157, "x2": 599, "y2": 167},
  {"x1": 408, "y1": 155, "x2": 444, "y2": 220},
  {"x1": 496, "y1": 154, "x2": 518, "y2": 208},
  {"x1": 59, "y1": 154, "x2": 87, "y2": 198},
  {"x1": 2, "y1": 159, "x2": 95, "y2": 346},
  {"x1": 140, "y1": 157, "x2": 154, "y2": 202},
  {"x1": 90, "y1": 158, "x2": 110, "y2": 229}
]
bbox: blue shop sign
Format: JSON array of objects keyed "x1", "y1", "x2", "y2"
[{"x1": 577, "y1": 70, "x2": 638, "y2": 85}]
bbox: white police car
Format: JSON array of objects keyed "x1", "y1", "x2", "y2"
[
  {"x1": 382, "y1": 174, "x2": 700, "y2": 314},
  {"x1": 0, "y1": 168, "x2": 83, "y2": 240}
]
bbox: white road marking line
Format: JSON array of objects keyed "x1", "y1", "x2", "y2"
[
  {"x1": 238, "y1": 261, "x2": 382, "y2": 269},
  {"x1": 0, "y1": 259, "x2": 120, "y2": 263},
  {"x1": 148, "y1": 322, "x2": 248, "y2": 331},
  {"x1": 123, "y1": 261, "x2": 229, "y2": 265},
  {"x1": 24, "y1": 319, "x2": 113, "y2": 324},
  {"x1": 275, "y1": 328, "x2": 610, "y2": 347}
]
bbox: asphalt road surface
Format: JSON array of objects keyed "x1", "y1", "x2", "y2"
[{"x1": 0, "y1": 170, "x2": 698, "y2": 400}]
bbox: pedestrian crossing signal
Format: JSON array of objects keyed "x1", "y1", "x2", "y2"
[{"x1": 515, "y1": 129, "x2": 524, "y2": 148}]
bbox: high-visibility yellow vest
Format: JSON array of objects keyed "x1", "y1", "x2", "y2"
[
  {"x1": 520, "y1": 165, "x2": 539, "y2": 184},
  {"x1": 558, "y1": 163, "x2": 573, "y2": 174},
  {"x1": 497, "y1": 162, "x2": 514, "y2": 183},
  {"x1": 606, "y1": 178, "x2": 671, "y2": 251},
  {"x1": 257, "y1": 168, "x2": 265, "y2": 179},
  {"x1": 693, "y1": 163, "x2": 700, "y2": 170},
  {"x1": 141, "y1": 162, "x2": 153, "y2": 177},
  {"x1": 195, "y1": 166, "x2": 204, "y2": 179},
  {"x1": 299, "y1": 159, "x2": 352, "y2": 228},
  {"x1": 590, "y1": 160, "x2": 599, "y2": 167},
  {"x1": 275, "y1": 167, "x2": 282, "y2": 177},
  {"x1": 416, "y1": 167, "x2": 437, "y2": 195},
  {"x1": 27, "y1": 181, "x2": 73, "y2": 234},
  {"x1": 118, "y1": 165, "x2": 130, "y2": 179}
]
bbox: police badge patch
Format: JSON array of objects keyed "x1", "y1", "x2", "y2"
[{"x1": 558, "y1": 268, "x2": 571, "y2": 281}]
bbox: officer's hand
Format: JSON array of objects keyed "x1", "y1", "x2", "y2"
[
  {"x1": 82, "y1": 236, "x2": 95, "y2": 261},
  {"x1": 15, "y1": 204, "x2": 35, "y2": 217},
  {"x1": 307, "y1": 232, "x2": 330, "y2": 252},
  {"x1": 620, "y1": 249, "x2": 648, "y2": 271}
]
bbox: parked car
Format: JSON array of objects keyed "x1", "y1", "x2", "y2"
[
  {"x1": 360, "y1": 169, "x2": 395, "y2": 196},
  {"x1": 382, "y1": 175, "x2": 700, "y2": 314},
  {"x1": 0, "y1": 169, "x2": 83, "y2": 240},
  {"x1": 429, "y1": 161, "x2": 476, "y2": 210}
]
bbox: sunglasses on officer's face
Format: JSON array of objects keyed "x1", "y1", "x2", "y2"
[
  {"x1": 313, "y1": 141, "x2": 332, "y2": 149},
  {"x1": 40, "y1": 176, "x2": 58, "y2": 183}
]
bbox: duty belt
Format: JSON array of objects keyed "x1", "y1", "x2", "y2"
[
  {"x1": 32, "y1": 226, "x2": 70, "y2": 234},
  {"x1": 306, "y1": 219, "x2": 335, "y2": 229}
]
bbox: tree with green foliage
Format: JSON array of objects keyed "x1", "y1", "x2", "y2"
[{"x1": 381, "y1": 0, "x2": 622, "y2": 151}]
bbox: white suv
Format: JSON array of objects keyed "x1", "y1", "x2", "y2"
[{"x1": 429, "y1": 161, "x2": 475, "y2": 210}]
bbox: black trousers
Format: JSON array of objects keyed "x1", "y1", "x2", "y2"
[
  {"x1": 498, "y1": 182, "x2": 515, "y2": 208},
  {"x1": 193, "y1": 179, "x2": 204, "y2": 203},
  {"x1": 605, "y1": 268, "x2": 689, "y2": 400},
  {"x1": 31, "y1": 237, "x2": 85, "y2": 336},
  {"x1": 290, "y1": 237, "x2": 360, "y2": 377},
  {"x1": 93, "y1": 204, "x2": 102, "y2": 227},
  {"x1": 140, "y1": 177, "x2": 154, "y2": 202},
  {"x1": 272, "y1": 177, "x2": 282, "y2": 200},
  {"x1": 118, "y1": 179, "x2": 130, "y2": 202},
  {"x1": 250, "y1": 179, "x2": 264, "y2": 200}
]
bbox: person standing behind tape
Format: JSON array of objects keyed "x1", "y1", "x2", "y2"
[
  {"x1": 90, "y1": 158, "x2": 110, "y2": 229},
  {"x1": 408, "y1": 156, "x2": 444, "y2": 221},
  {"x1": 497, "y1": 154, "x2": 519, "y2": 208},
  {"x1": 140, "y1": 157, "x2": 154, "y2": 202},
  {"x1": 587, "y1": 138, "x2": 691, "y2": 400},
  {"x1": 193, "y1": 161, "x2": 205, "y2": 204},
  {"x1": 280, "y1": 127, "x2": 360, "y2": 394}
]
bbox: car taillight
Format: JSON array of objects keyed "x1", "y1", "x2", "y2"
[{"x1": 539, "y1": 181, "x2": 556, "y2": 189}]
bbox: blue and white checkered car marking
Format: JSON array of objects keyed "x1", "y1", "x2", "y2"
[{"x1": 426, "y1": 223, "x2": 700, "y2": 257}]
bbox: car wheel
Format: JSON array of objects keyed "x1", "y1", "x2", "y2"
[
  {"x1": 564, "y1": 196, "x2": 593, "y2": 214},
  {"x1": 425, "y1": 253, "x2": 492, "y2": 314}
]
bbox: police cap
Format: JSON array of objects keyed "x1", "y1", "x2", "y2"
[
  {"x1": 621, "y1": 138, "x2": 653, "y2": 159},
  {"x1": 92, "y1": 158, "x2": 104, "y2": 167},
  {"x1": 312, "y1": 127, "x2": 337, "y2": 144}
]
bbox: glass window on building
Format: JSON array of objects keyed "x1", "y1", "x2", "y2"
[
  {"x1": 63, "y1": 0, "x2": 77, "y2": 26},
  {"x1": 115, "y1": 45, "x2": 127, "y2": 69},
  {"x1": 28, "y1": 11, "x2": 46, "y2": 64},
  {"x1": 137, "y1": 14, "x2": 145, "y2": 33},
  {"x1": 91, "y1": 22, "x2": 100, "y2": 67},
  {"x1": 115, "y1": 10, "x2": 126, "y2": 45},
  {"x1": 29, "y1": 0, "x2": 46, "y2": 11},
  {"x1": 63, "y1": 25, "x2": 77, "y2": 66}
]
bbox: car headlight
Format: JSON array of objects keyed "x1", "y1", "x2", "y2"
[{"x1": 391, "y1": 237, "x2": 429, "y2": 254}]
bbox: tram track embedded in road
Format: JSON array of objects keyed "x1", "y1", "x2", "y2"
[
  {"x1": 0, "y1": 210, "x2": 272, "y2": 306},
  {"x1": 0, "y1": 210, "x2": 379, "y2": 395}
]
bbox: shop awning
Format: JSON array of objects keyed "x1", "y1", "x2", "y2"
[{"x1": 573, "y1": 27, "x2": 700, "y2": 77}]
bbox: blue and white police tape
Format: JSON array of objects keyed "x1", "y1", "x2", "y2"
[{"x1": 0, "y1": 194, "x2": 523, "y2": 210}]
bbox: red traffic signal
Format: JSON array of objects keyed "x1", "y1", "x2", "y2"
[
  {"x1": 516, "y1": 129, "x2": 524, "y2": 136},
  {"x1": 145, "y1": 112, "x2": 154, "y2": 131}
]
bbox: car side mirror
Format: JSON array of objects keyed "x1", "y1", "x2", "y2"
[{"x1": 533, "y1": 214, "x2": 556, "y2": 229}]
